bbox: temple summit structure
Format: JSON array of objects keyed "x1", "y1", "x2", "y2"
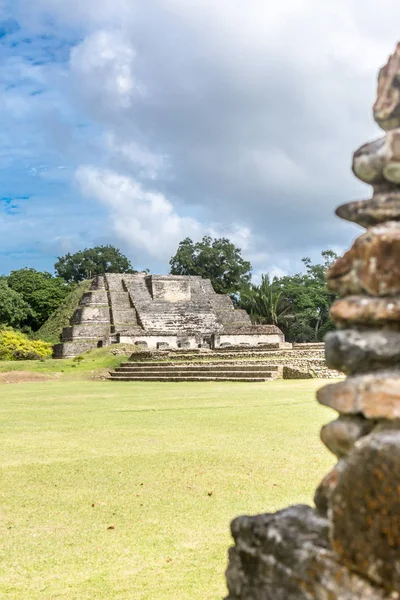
[{"x1": 54, "y1": 273, "x2": 286, "y2": 358}]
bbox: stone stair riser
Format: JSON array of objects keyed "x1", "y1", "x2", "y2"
[
  {"x1": 110, "y1": 371, "x2": 279, "y2": 378},
  {"x1": 114, "y1": 366, "x2": 281, "y2": 374},
  {"x1": 108, "y1": 377, "x2": 272, "y2": 382},
  {"x1": 118, "y1": 362, "x2": 282, "y2": 370}
]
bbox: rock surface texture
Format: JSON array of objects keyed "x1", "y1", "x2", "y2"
[{"x1": 225, "y1": 44, "x2": 400, "y2": 599}]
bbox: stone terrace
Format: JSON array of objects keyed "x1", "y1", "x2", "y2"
[{"x1": 108, "y1": 343, "x2": 339, "y2": 382}]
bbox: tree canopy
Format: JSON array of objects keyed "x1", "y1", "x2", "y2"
[
  {"x1": 7, "y1": 268, "x2": 71, "y2": 331},
  {"x1": 169, "y1": 236, "x2": 252, "y2": 295},
  {"x1": 239, "y1": 274, "x2": 290, "y2": 327},
  {"x1": 0, "y1": 280, "x2": 32, "y2": 329},
  {"x1": 238, "y1": 250, "x2": 338, "y2": 342},
  {"x1": 55, "y1": 245, "x2": 135, "y2": 283}
]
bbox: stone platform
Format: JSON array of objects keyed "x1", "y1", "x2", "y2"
[{"x1": 108, "y1": 345, "x2": 339, "y2": 382}]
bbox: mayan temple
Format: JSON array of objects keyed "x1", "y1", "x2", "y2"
[
  {"x1": 54, "y1": 273, "x2": 284, "y2": 358},
  {"x1": 224, "y1": 45, "x2": 400, "y2": 598}
]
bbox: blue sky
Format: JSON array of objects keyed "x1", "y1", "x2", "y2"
[{"x1": 1, "y1": 0, "x2": 398, "y2": 278}]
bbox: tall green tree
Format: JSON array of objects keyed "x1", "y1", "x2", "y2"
[
  {"x1": 55, "y1": 245, "x2": 136, "y2": 283},
  {"x1": 7, "y1": 268, "x2": 71, "y2": 331},
  {"x1": 0, "y1": 280, "x2": 32, "y2": 328},
  {"x1": 239, "y1": 275, "x2": 290, "y2": 326},
  {"x1": 237, "y1": 250, "x2": 338, "y2": 342},
  {"x1": 276, "y1": 250, "x2": 338, "y2": 342},
  {"x1": 170, "y1": 236, "x2": 252, "y2": 295}
]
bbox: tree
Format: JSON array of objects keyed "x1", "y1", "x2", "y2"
[
  {"x1": 0, "y1": 281, "x2": 32, "y2": 328},
  {"x1": 55, "y1": 245, "x2": 136, "y2": 283},
  {"x1": 237, "y1": 250, "x2": 338, "y2": 342},
  {"x1": 7, "y1": 268, "x2": 71, "y2": 331},
  {"x1": 239, "y1": 275, "x2": 290, "y2": 326},
  {"x1": 169, "y1": 236, "x2": 252, "y2": 295},
  {"x1": 276, "y1": 250, "x2": 339, "y2": 342}
]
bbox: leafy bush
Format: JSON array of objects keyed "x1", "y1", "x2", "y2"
[{"x1": 0, "y1": 328, "x2": 53, "y2": 361}]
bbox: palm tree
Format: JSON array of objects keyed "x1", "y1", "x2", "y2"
[{"x1": 239, "y1": 275, "x2": 290, "y2": 326}]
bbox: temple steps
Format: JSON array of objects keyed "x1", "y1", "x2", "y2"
[
  {"x1": 116, "y1": 362, "x2": 281, "y2": 371},
  {"x1": 109, "y1": 375, "x2": 274, "y2": 382},
  {"x1": 109, "y1": 362, "x2": 281, "y2": 381}
]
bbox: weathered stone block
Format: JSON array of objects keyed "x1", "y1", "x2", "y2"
[
  {"x1": 374, "y1": 42, "x2": 400, "y2": 131},
  {"x1": 331, "y1": 430, "x2": 400, "y2": 591},
  {"x1": 321, "y1": 415, "x2": 374, "y2": 457},
  {"x1": 336, "y1": 187, "x2": 400, "y2": 227},
  {"x1": 331, "y1": 295, "x2": 400, "y2": 326},
  {"x1": 325, "y1": 328, "x2": 400, "y2": 374},
  {"x1": 317, "y1": 372, "x2": 400, "y2": 419},
  {"x1": 352, "y1": 131, "x2": 400, "y2": 185},
  {"x1": 327, "y1": 221, "x2": 400, "y2": 297}
]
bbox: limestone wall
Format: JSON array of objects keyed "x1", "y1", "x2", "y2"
[
  {"x1": 118, "y1": 334, "x2": 199, "y2": 350},
  {"x1": 219, "y1": 333, "x2": 283, "y2": 346}
]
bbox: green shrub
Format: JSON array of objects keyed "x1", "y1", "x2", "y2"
[{"x1": 0, "y1": 328, "x2": 53, "y2": 361}]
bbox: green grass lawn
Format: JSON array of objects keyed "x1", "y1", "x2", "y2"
[
  {"x1": 1, "y1": 379, "x2": 336, "y2": 599},
  {"x1": 0, "y1": 347, "x2": 134, "y2": 377}
]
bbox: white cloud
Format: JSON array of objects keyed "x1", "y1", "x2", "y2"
[
  {"x1": 5, "y1": 0, "x2": 400, "y2": 275},
  {"x1": 70, "y1": 30, "x2": 142, "y2": 110},
  {"x1": 75, "y1": 166, "x2": 201, "y2": 259},
  {"x1": 104, "y1": 133, "x2": 168, "y2": 180},
  {"x1": 75, "y1": 165, "x2": 262, "y2": 266}
]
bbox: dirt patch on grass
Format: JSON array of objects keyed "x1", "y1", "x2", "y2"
[{"x1": 0, "y1": 371, "x2": 58, "y2": 384}]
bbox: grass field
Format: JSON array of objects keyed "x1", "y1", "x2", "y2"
[
  {"x1": 0, "y1": 347, "x2": 134, "y2": 379},
  {"x1": 1, "y1": 379, "x2": 336, "y2": 599}
]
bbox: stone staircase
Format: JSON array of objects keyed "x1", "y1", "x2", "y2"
[
  {"x1": 107, "y1": 343, "x2": 340, "y2": 381},
  {"x1": 109, "y1": 361, "x2": 282, "y2": 382}
]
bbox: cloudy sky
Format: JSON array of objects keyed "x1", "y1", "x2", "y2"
[{"x1": 0, "y1": 1, "x2": 398, "y2": 279}]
